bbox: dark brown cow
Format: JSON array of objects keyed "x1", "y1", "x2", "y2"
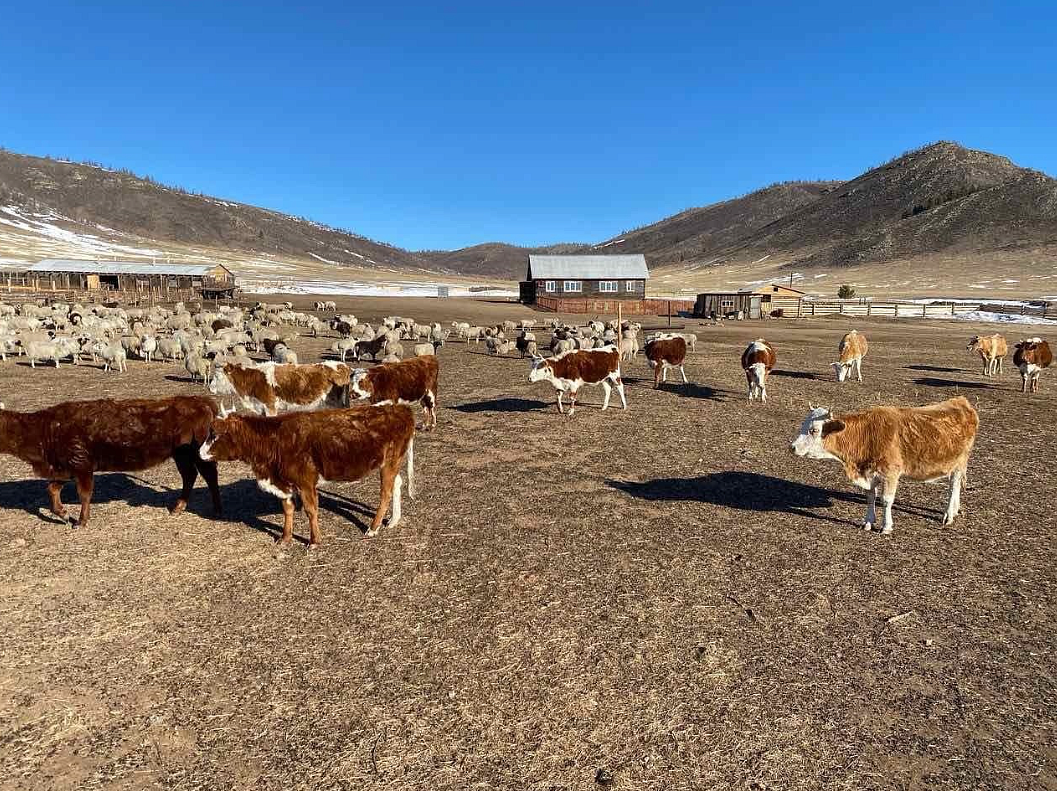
[
  {"x1": 208, "y1": 361, "x2": 351, "y2": 415},
  {"x1": 644, "y1": 334, "x2": 688, "y2": 388},
  {"x1": 1013, "y1": 337, "x2": 1053, "y2": 393},
  {"x1": 527, "y1": 346, "x2": 626, "y2": 415},
  {"x1": 350, "y1": 356, "x2": 439, "y2": 430},
  {"x1": 200, "y1": 405, "x2": 415, "y2": 545},
  {"x1": 740, "y1": 339, "x2": 777, "y2": 402},
  {"x1": 0, "y1": 396, "x2": 221, "y2": 527}
]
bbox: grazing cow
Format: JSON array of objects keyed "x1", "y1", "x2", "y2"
[
  {"x1": 207, "y1": 360, "x2": 351, "y2": 416},
  {"x1": 0, "y1": 397, "x2": 222, "y2": 527},
  {"x1": 200, "y1": 404, "x2": 415, "y2": 545},
  {"x1": 967, "y1": 334, "x2": 1008, "y2": 377},
  {"x1": 1013, "y1": 337, "x2": 1053, "y2": 393},
  {"x1": 349, "y1": 355, "x2": 439, "y2": 430},
  {"x1": 644, "y1": 334, "x2": 688, "y2": 388},
  {"x1": 741, "y1": 339, "x2": 776, "y2": 402},
  {"x1": 832, "y1": 330, "x2": 868, "y2": 382},
  {"x1": 790, "y1": 397, "x2": 978, "y2": 535},
  {"x1": 527, "y1": 347, "x2": 627, "y2": 415}
]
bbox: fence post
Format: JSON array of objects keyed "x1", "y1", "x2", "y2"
[
  {"x1": 951, "y1": 302, "x2": 955, "y2": 315},
  {"x1": 867, "y1": 303, "x2": 872, "y2": 317},
  {"x1": 894, "y1": 303, "x2": 899, "y2": 317}
]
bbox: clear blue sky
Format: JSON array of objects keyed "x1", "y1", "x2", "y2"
[{"x1": 1, "y1": 1, "x2": 1054, "y2": 251}]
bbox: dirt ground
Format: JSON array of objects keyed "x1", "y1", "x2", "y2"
[{"x1": 0, "y1": 296, "x2": 1054, "y2": 790}]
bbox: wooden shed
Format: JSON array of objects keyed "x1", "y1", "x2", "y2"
[
  {"x1": 24, "y1": 259, "x2": 236, "y2": 297},
  {"x1": 694, "y1": 283, "x2": 806, "y2": 319}
]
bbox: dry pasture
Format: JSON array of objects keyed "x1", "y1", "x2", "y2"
[{"x1": 0, "y1": 297, "x2": 1055, "y2": 790}]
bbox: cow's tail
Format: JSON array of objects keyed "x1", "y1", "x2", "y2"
[{"x1": 405, "y1": 435, "x2": 416, "y2": 500}]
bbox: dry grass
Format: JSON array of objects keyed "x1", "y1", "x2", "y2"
[{"x1": 0, "y1": 297, "x2": 1055, "y2": 790}]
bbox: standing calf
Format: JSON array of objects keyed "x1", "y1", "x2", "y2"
[
  {"x1": 832, "y1": 330, "x2": 868, "y2": 382},
  {"x1": 1012, "y1": 337, "x2": 1052, "y2": 393},
  {"x1": 967, "y1": 334, "x2": 1007, "y2": 377},
  {"x1": 741, "y1": 339, "x2": 776, "y2": 402},
  {"x1": 349, "y1": 355, "x2": 439, "y2": 430},
  {"x1": 790, "y1": 397, "x2": 978, "y2": 535},
  {"x1": 644, "y1": 334, "x2": 688, "y2": 388},
  {"x1": 200, "y1": 405, "x2": 415, "y2": 545},
  {"x1": 528, "y1": 347, "x2": 626, "y2": 415}
]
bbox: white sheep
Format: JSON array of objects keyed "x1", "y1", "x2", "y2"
[
  {"x1": 25, "y1": 340, "x2": 62, "y2": 368},
  {"x1": 413, "y1": 343, "x2": 435, "y2": 357},
  {"x1": 91, "y1": 341, "x2": 127, "y2": 373}
]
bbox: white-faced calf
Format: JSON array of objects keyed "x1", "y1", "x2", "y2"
[
  {"x1": 740, "y1": 339, "x2": 776, "y2": 402},
  {"x1": 527, "y1": 347, "x2": 626, "y2": 415},
  {"x1": 833, "y1": 330, "x2": 868, "y2": 382}
]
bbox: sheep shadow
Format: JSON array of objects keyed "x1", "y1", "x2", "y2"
[
  {"x1": 912, "y1": 377, "x2": 994, "y2": 389},
  {"x1": 453, "y1": 397, "x2": 550, "y2": 414},
  {"x1": 605, "y1": 471, "x2": 939, "y2": 525},
  {"x1": 906, "y1": 364, "x2": 962, "y2": 373},
  {"x1": 773, "y1": 369, "x2": 820, "y2": 380}
]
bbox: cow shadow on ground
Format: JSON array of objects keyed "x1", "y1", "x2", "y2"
[
  {"x1": 216, "y1": 480, "x2": 377, "y2": 543},
  {"x1": 773, "y1": 369, "x2": 821, "y2": 380},
  {"x1": 906, "y1": 364, "x2": 962, "y2": 373},
  {"x1": 669, "y1": 382, "x2": 727, "y2": 401},
  {"x1": 913, "y1": 377, "x2": 993, "y2": 389},
  {"x1": 605, "y1": 471, "x2": 939, "y2": 525},
  {"x1": 453, "y1": 397, "x2": 550, "y2": 414}
]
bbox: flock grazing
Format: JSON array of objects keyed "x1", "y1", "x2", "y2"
[{"x1": 0, "y1": 295, "x2": 1051, "y2": 544}]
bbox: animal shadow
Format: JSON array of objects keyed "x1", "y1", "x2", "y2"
[
  {"x1": 773, "y1": 369, "x2": 820, "y2": 380},
  {"x1": 453, "y1": 397, "x2": 550, "y2": 414},
  {"x1": 912, "y1": 377, "x2": 993, "y2": 389},
  {"x1": 669, "y1": 382, "x2": 726, "y2": 401},
  {"x1": 905, "y1": 364, "x2": 961, "y2": 373},
  {"x1": 217, "y1": 480, "x2": 380, "y2": 543}
]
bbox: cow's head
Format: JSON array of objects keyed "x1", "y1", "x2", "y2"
[
  {"x1": 527, "y1": 356, "x2": 552, "y2": 383},
  {"x1": 790, "y1": 406, "x2": 844, "y2": 459},
  {"x1": 199, "y1": 415, "x2": 240, "y2": 462},
  {"x1": 830, "y1": 361, "x2": 855, "y2": 382},
  {"x1": 349, "y1": 368, "x2": 372, "y2": 400},
  {"x1": 966, "y1": 336, "x2": 981, "y2": 352}
]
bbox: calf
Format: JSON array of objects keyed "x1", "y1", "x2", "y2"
[
  {"x1": 349, "y1": 355, "x2": 439, "y2": 430},
  {"x1": 200, "y1": 405, "x2": 415, "y2": 545},
  {"x1": 741, "y1": 339, "x2": 776, "y2": 402},
  {"x1": 832, "y1": 330, "x2": 868, "y2": 382},
  {"x1": 208, "y1": 360, "x2": 351, "y2": 416},
  {"x1": 644, "y1": 334, "x2": 688, "y2": 388},
  {"x1": 790, "y1": 397, "x2": 978, "y2": 535},
  {"x1": 1013, "y1": 337, "x2": 1053, "y2": 393},
  {"x1": 527, "y1": 347, "x2": 627, "y2": 415},
  {"x1": 0, "y1": 397, "x2": 221, "y2": 527},
  {"x1": 967, "y1": 334, "x2": 1008, "y2": 377}
]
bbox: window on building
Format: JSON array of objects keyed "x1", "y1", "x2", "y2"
[
  {"x1": 626, "y1": 280, "x2": 637, "y2": 292},
  {"x1": 721, "y1": 297, "x2": 735, "y2": 309},
  {"x1": 544, "y1": 280, "x2": 555, "y2": 292},
  {"x1": 563, "y1": 280, "x2": 582, "y2": 292},
  {"x1": 599, "y1": 281, "x2": 618, "y2": 293}
]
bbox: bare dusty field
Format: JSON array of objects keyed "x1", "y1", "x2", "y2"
[{"x1": 0, "y1": 297, "x2": 1055, "y2": 790}]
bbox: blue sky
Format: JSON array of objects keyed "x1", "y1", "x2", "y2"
[{"x1": 1, "y1": 1, "x2": 1054, "y2": 250}]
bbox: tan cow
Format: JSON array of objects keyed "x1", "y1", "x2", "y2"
[
  {"x1": 790, "y1": 397, "x2": 979, "y2": 535},
  {"x1": 832, "y1": 330, "x2": 868, "y2": 382},
  {"x1": 967, "y1": 334, "x2": 1008, "y2": 377}
]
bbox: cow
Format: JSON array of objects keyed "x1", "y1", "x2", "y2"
[
  {"x1": 1013, "y1": 337, "x2": 1053, "y2": 393},
  {"x1": 527, "y1": 347, "x2": 627, "y2": 415},
  {"x1": 644, "y1": 334, "x2": 688, "y2": 388},
  {"x1": 790, "y1": 397, "x2": 978, "y2": 535},
  {"x1": 832, "y1": 330, "x2": 868, "y2": 382},
  {"x1": 207, "y1": 360, "x2": 351, "y2": 416},
  {"x1": 967, "y1": 334, "x2": 1008, "y2": 377},
  {"x1": 349, "y1": 355, "x2": 439, "y2": 430},
  {"x1": 741, "y1": 339, "x2": 776, "y2": 402},
  {"x1": 200, "y1": 404, "x2": 415, "y2": 546},
  {"x1": 0, "y1": 396, "x2": 222, "y2": 527}
]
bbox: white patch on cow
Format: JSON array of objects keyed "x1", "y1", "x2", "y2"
[
  {"x1": 258, "y1": 477, "x2": 291, "y2": 500},
  {"x1": 1025, "y1": 363, "x2": 1041, "y2": 374},
  {"x1": 1027, "y1": 337, "x2": 1043, "y2": 343},
  {"x1": 748, "y1": 339, "x2": 769, "y2": 354},
  {"x1": 350, "y1": 368, "x2": 372, "y2": 400},
  {"x1": 258, "y1": 361, "x2": 279, "y2": 387},
  {"x1": 790, "y1": 408, "x2": 841, "y2": 460},
  {"x1": 199, "y1": 438, "x2": 215, "y2": 461},
  {"x1": 321, "y1": 360, "x2": 345, "y2": 371}
]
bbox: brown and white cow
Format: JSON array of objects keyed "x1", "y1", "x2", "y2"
[
  {"x1": 740, "y1": 339, "x2": 776, "y2": 402},
  {"x1": 349, "y1": 355, "x2": 439, "y2": 430},
  {"x1": 832, "y1": 330, "x2": 868, "y2": 382},
  {"x1": 201, "y1": 404, "x2": 415, "y2": 546},
  {"x1": 644, "y1": 334, "x2": 688, "y2": 388},
  {"x1": 967, "y1": 334, "x2": 1008, "y2": 377},
  {"x1": 790, "y1": 396, "x2": 978, "y2": 535},
  {"x1": 0, "y1": 396, "x2": 222, "y2": 527},
  {"x1": 528, "y1": 346, "x2": 627, "y2": 415},
  {"x1": 207, "y1": 360, "x2": 351, "y2": 416},
  {"x1": 1012, "y1": 337, "x2": 1053, "y2": 393}
]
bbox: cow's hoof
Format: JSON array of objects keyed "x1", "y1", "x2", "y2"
[
  {"x1": 881, "y1": 526, "x2": 893, "y2": 536},
  {"x1": 169, "y1": 501, "x2": 187, "y2": 516},
  {"x1": 364, "y1": 529, "x2": 379, "y2": 539},
  {"x1": 862, "y1": 522, "x2": 873, "y2": 531}
]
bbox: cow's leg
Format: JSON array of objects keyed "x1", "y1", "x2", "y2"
[
  {"x1": 275, "y1": 496, "x2": 296, "y2": 545},
  {"x1": 863, "y1": 482, "x2": 878, "y2": 531},
  {"x1": 170, "y1": 446, "x2": 198, "y2": 516},
  {"x1": 301, "y1": 486, "x2": 322, "y2": 548},
  {"x1": 388, "y1": 473, "x2": 404, "y2": 531},
  {"x1": 567, "y1": 388, "x2": 578, "y2": 416},
  {"x1": 556, "y1": 391, "x2": 565, "y2": 413},
  {"x1": 46, "y1": 480, "x2": 68, "y2": 520},
  {"x1": 366, "y1": 461, "x2": 398, "y2": 538},
  {"x1": 880, "y1": 475, "x2": 900, "y2": 535},
  {"x1": 998, "y1": 357, "x2": 1003, "y2": 375},
  {"x1": 662, "y1": 366, "x2": 668, "y2": 383},
  {"x1": 614, "y1": 376, "x2": 627, "y2": 409},
  {"x1": 855, "y1": 358, "x2": 863, "y2": 382},
  {"x1": 74, "y1": 471, "x2": 94, "y2": 527},
  {"x1": 405, "y1": 439, "x2": 416, "y2": 500},
  {"x1": 942, "y1": 468, "x2": 964, "y2": 525},
  {"x1": 1021, "y1": 371, "x2": 1028, "y2": 393},
  {"x1": 195, "y1": 457, "x2": 223, "y2": 515},
  {"x1": 600, "y1": 380, "x2": 612, "y2": 410},
  {"x1": 760, "y1": 375, "x2": 768, "y2": 403},
  {"x1": 680, "y1": 365, "x2": 688, "y2": 384},
  {"x1": 653, "y1": 364, "x2": 661, "y2": 389}
]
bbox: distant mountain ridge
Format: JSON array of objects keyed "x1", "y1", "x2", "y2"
[{"x1": 0, "y1": 141, "x2": 1054, "y2": 282}]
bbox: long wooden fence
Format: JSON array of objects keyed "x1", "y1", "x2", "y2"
[
  {"x1": 535, "y1": 296, "x2": 696, "y2": 315},
  {"x1": 790, "y1": 300, "x2": 982, "y2": 318}
]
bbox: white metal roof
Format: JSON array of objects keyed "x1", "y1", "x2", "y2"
[
  {"x1": 528, "y1": 254, "x2": 649, "y2": 280},
  {"x1": 27, "y1": 259, "x2": 221, "y2": 276}
]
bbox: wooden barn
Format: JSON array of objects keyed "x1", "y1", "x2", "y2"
[
  {"x1": 24, "y1": 259, "x2": 237, "y2": 298},
  {"x1": 694, "y1": 283, "x2": 805, "y2": 319},
  {"x1": 520, "y1": 254, "x2": 649, "y2": 305}
]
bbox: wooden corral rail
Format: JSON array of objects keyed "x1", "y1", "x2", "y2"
[
  {"x1": 536, "y1": 296, "x2": 696, "y2": 315},
  {"x1": 985, "y1": 302, "x2": 1055, "y2": 320},
  {"x1": 792, "y1": 300, "x2": 982, "y2": 318},
  {"x1": 0, "y1": 284, "x2": 203, "y2": 306}
]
